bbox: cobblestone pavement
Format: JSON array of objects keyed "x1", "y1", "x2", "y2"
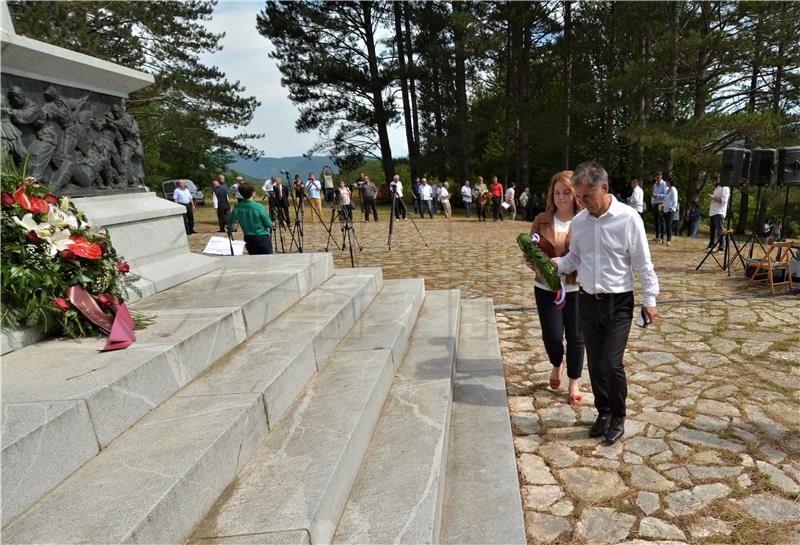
[{"x1": 190, "y1": 208, "x2": 800, "y2": 545}]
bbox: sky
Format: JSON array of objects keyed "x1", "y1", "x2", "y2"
[{"x1": 200, "y1": 0, "x2": 408, "y2": 159}]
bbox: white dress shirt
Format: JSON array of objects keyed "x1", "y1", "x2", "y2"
[
  {"x1": 393, "y1": 181, "x2": 403, "y2": 197},
  {"x1": 419, "y1": 184, "x2": 433, "y2": 200},
  {"x1": 556, "y1": 196, "x2": 659, "y2": 307},
  {"x1": 628, "y1": 186, "x2": 644, "y2": 213},
  {"x1": 262, "y1": 179, "x2": 274, "y2": 193},
  {"x1": 651, "y1": 179, "x2": 667, "y2": 205},
  {"x1": 709, "y1": 185, "x2": 730, "y2": 217}
]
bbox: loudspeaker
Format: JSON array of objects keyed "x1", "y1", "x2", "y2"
[
  {"x1": 777, "y1": 147, "x2": 800, "y2": 186},
  {"x1": 749, "y1": 149, "x2": 775, "y2": 187},
  {"x1": 720, "y1": 148, "x2": 750, "y2": 187}
]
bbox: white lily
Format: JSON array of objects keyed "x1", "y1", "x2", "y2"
[
  {"x1": 47, "y1": 205, "x2": 79, "y2": 230},
  {"x1": 13, "y1": 213, "x2": 52, "y2": 238},
  {"x1": 45, "y1": 228, "x2": 74, "y2": 256},
  {"x1": 79, "y1": 218, "x2": 105, "y2": 238},
  {"x1": 59, "y1": 196, "x2": 70, "y2": 211}
]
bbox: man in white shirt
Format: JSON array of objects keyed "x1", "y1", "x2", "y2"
[
  {"x1": 650, "y1": 172, "x2": 667, "y2": 242},
  {"x1": 461, "y1": 180, "x2": 473, "y2": 218},
  {"x1": 628, "y1": 178, "x2": 644, "y2": 217},
  {"x1": 553, "y1": 162, "x2": 659, "y2": 444},
  {"x1": 173, "y1": 179, "x2": 196, "y2": 235},
  {"x1": 418, "y1": 178, "x2": 434, "y2": 219},
  {"x1": 390, "y1": 174, "x2": 408, "y2": 219},
  {"x1": 707, "y1": 173, "x2": 729, "y2": 252}
]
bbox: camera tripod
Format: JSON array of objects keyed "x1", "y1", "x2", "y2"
[
  {"x1": 324, "y1": 198, "x2": 362, "y2": 267},
  {"x1": 696, "y1": 199, "x2": 746, "y2": 276},
  {"x1": 387, "y1": 186, "x2": 428, "y2": 250}
]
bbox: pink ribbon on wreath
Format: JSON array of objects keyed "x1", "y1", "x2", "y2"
[{"x1": 66, "y1": 285, "x2": 136, "y2": 351}]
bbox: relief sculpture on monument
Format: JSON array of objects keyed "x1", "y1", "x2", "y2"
[{"x1": 1, "y1": 76, "x2": 145, "y2": 196}]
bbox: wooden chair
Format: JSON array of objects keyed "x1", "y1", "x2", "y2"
[{"x1": 748, "y1": 240, "x2": 795, "y2": 294}]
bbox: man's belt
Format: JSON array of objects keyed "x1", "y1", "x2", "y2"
[{"x1": 578, "y1": 288, "x2": 633, "y2": 301}]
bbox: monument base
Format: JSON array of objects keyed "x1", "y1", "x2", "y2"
[{"x1": 1, "y1": 192, "x2": 219, "y2": 354}]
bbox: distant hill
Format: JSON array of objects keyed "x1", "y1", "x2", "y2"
[{"x1": 230, "y1": 156, "x2": 339, "y2": 182}]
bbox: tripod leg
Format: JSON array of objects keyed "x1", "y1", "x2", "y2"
[{"x1": 696, "y1": 231, "x2": 727, "y2": 271}]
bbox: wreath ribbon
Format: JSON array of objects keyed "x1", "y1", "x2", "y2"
[{"x1": 66, "y1": 285, "x2": 136, "y2": 351}]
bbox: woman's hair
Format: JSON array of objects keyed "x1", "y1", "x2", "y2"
[{"x1": 546, "y1": 170, "x2": 582, "y2": 215}]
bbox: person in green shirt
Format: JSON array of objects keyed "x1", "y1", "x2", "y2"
[{"x1": 227, "y1": 183, "x2": 274, "y2": 255}]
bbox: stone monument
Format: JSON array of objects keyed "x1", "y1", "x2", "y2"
[{"x1": 0, "y1": 0, "x2": 219, "y2": 353}]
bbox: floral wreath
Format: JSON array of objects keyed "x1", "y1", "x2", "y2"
[{"x1": 1, "y1": 167, "x2": 147, "y2": 350}]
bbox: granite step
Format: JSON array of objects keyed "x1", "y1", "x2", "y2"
[
  {"x1": 1, "y1": 268, "x2": 391, "y2": 544},
  {"x1": 441, "y1": 298, "x2": 526, "y2": 545},
  {"x1": 0, "y1": 254, "x2": 333, "y2": 527},
  {"x1": 332, "y1": 290, "x2": 461, "y2": 545},
  {"x1": 189, "y1": 289, "x2": 443, "y2": 545}
]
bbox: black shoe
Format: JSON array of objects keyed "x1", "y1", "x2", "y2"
[
  {"x1": 589, "y1": 414, "x2": 612, "y2": 437},
  {"x1": 605, "y1": 416, "x2": 625, "y2": 444}
]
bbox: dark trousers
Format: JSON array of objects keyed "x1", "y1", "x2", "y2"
[
  {"x1": 661, "y1": 210, "x2": 673, "y2": 242},
  {"x1": 709, "y1": 214, "x2": 724, "y2": 249},
  {"x1": 579, "y1": 290, "x2": 633, "y2": 418},
  {"x1": 464, "y1": 201, "x2": 472, "y2": 217},
  {"x1": 244, "y1": 234, "x2": 273, "y2": 255},
  {"x1": 324, "y1": 187, "x2": 334, "y2": 203},
  {"x1": 182, "y1": 203, "x2": 194, "y2": 234},
  {"x1": 652, "y1": 206, "x2": 664, "y2": 239},
  {"x1": 216, "y1": 207, "x2": 229, "y2": 232},
  {"x1": 492, "y1": 197, "x2": 503, "y2": 220},
  {"x1": 394, "y1": 197, "x2": 407, "y2": 219},
  {"x1": 534, "y1": 287, "x2": 585, "y2": 379},
  {"x1": 476, "y1": 202, "x2": 486, "y2": 221},
  {"x1": 412, "y1": 196, "x2": 420, "y2": 215},
  {"x1": 364, "y1": 197, "x2": 378, "y2": 221}
]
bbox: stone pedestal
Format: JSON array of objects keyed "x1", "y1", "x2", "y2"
[{"x1": 72, "y1": 192, "x2": 219, "y2": 301}]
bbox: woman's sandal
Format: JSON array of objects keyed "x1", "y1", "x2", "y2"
[
  {"x1": 569, "y1": 393, "x2": 583, "y2": 406},
  {"x1": 549, "y1": 365, "x2": 564, "y2": 390}
]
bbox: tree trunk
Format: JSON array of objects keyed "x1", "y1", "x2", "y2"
[
  {"x1": 603, "y1": 4, "x2": 616, "y2": 170},
  {"x1": 452, "y1": 2, "x2": 469, "y2": 184},
  {"x1": 403, "y1": 4, "x2": 421, "y2": 170},
  {"x1": 687, "y1": 5, "x2": 711, "y2": 207},
  {"x1": 563, "y1": 0, "x2": 572, "y2": 169},
  {"x1": 516, "y1": 5, "x2": 530, "y2": 191},
  {"x1": 362, "y1": 2, "x2": 393, "y2": 183},
  {"x1": 503, "y1": 27, "x2": 511, "y2": 184},
  {"x1": 665, "y1": 1, "x2": 678, "y2": 174},
  {"x1": 636, "y1": 35, "x2": 647, "y2": 179},
  {"x1": 737, "y1": 14, "x2": 762, "y2": 235},
  {"x1": 393, "y1": 2, "x2": 417, "y2": 178}
]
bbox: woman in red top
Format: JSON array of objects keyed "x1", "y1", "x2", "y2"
[{"x1": 524, "y1": 171, "x2": 586, "y2": 405}]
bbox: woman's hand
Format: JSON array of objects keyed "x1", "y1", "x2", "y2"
[{"x1": 523, "y1": 255, "x2": 535, "y2": 271}]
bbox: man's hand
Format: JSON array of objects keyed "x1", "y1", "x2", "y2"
[{"x1": 643, "y1": 306, "x2": 657, "y2": 325}]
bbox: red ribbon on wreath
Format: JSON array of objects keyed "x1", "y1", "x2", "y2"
[{"x1": 66, "y1": 285, "x2": 136, "y2": 351}]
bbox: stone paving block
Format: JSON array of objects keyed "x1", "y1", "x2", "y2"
[
  {"x1": 189, "y1": 530, "x2": 310, "y2": 545},
  {"x1": 1, "y1": 400, "x2": 98, "y2": 525},
  {"x1": 3, "y1": 393, "x2": 266, "y2": 545},
  {"x1": 441, "y1": 298, "x2": 525, "y2": 545},
  {"x1": 191, "y1": 349, "x2": 394, "y2": 545}
]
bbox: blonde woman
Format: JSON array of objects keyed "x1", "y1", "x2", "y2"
[{"x1": 525, "y1": 171, "x2": 585, "y2": 404}]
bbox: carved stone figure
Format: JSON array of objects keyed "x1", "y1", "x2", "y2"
[{"x1": 0, "y1": 78, "x2": 146, "y2": 195}]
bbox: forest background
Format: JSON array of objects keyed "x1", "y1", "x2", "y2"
[{"x1": 8, "y1": 1, "x2": 800, "y2": 235}]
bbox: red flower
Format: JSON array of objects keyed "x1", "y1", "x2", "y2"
[
  {"x1": 1, "y1": 193, "x2": 14, "y2": 207},
  {"x1": 25, "y1": 231, "x2": 41, "y2": 243},
  {"x1": 116, "y1": 261, "x2": 130, "y2": 273},
  {"x1": 13, "y1": 186, "x2": 50, "y2": 214},
  {"x1": 97, "y1": 294, "x2": 112, "y2": 308},
  {"x1": 44, "y1": 194, "x2": 58, "y2": 205},
  {"x1": 69, "y1": 235, "x2": 103, "y2": 259},
  {"x1": 60, "y1": 249, "x2": 76, "y2": 261},
  {"x1": 53, "y1": 298, "x2": 71, "y2": 312}
]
